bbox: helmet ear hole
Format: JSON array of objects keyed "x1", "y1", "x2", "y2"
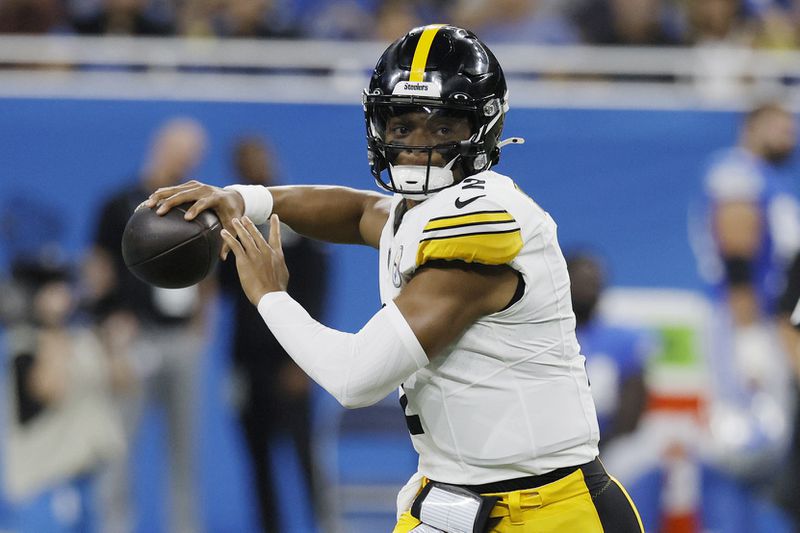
[{"x1": 473, "y1": 154, "x2": 488, "y2": 171}]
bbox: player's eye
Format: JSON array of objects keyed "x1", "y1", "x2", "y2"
[
  {"x1": 430, "y1": 120, "x2": 460, "y2": 137},
  {"x1": 391, "y1": 125, "x2": 410, "y2": 136}
]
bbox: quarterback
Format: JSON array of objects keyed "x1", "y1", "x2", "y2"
[{"x1": 148, "y1": 25, "x2": 643, "y2": 532}]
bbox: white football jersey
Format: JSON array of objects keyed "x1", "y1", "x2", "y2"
[{"x1": 379, "y1": 170, "x2": 600, "y2": 484}]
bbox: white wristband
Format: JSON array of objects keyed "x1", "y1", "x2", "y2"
[{"x1": 224, "y1": 184, "x2": 273, "y2": 225}]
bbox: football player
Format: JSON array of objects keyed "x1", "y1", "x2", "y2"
[{"x1": 147, "y1": 25, "x2": 643, "y2": 532}]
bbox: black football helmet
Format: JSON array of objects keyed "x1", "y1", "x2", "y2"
[{"x1": 364, "y1": 24, "x2": 510, "y2": 199}]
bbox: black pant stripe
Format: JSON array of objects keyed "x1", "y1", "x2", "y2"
[{"x1": 592, "y1": 476, "x2": 645, "y2": 532}]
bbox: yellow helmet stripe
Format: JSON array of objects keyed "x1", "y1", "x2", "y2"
[{"x1": 409, "y1": 24, "x2": 446, "y2": 82}]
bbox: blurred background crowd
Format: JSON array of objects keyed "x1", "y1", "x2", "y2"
[
  {"x1": 1, "y1": 1, "x2": 800, "y2": 533},
  {"x1": 0, "y1": 0, "x2": 799, "y2": 48}
]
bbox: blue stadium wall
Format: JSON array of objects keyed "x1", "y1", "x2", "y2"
[
  {"x1": 1, "y1": 99, "x2": 799, "y2": 532},
  {"x1": 6, "y1": 98, "x2": 786, "y2": 310}
]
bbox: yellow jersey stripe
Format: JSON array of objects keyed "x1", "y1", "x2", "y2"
[
  {"x1": 424, "y1": 211, "x2": 515, "y2": 231},
  {"x1": 416, "y1": 229, "x2": 523, "y2": 266},
  {"x1": 409, "y1": 24, "x2": 445, "y2": 82}
]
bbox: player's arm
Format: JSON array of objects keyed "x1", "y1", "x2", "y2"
[
  {"x1": 269, "y1": 185, "x2": 390, "y2": 247},
  {"x1": 393, "y1": 261, "x2": 518, "y2": 358},
  {"x1": 714, "y1": 200, "x2": 762, "y2": 326},
  {"x1": 222, "y1": 215, "x2": 518, "y2": 408},
  {"x1": 145, "y1": 180, "x2": 390, "y2": 249}
]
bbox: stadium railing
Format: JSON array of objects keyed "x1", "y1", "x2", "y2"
[{"x1": 0, "y1": 36, "x2": 799, "y2": 109}]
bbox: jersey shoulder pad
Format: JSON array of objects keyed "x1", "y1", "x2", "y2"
[{"x1": 416, "y1": 193, "x2": 523, "y2": 267}]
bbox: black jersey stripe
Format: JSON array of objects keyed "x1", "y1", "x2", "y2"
[
  {"x1": 419, "y1": 227, "x2": 521, "y2": 243},
  {"x1": 427, "y1": 209, "x2": 508, "y2": 223},
  {"x1": 422, "y1": 218, "x2": 518, "y2": 233}
]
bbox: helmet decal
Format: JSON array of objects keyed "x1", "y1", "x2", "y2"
[
  {"x1": 392, "y1": 81, "x2": 442, "y2": 97},
  {"x1": 409, "y1": 24, "x2": 445, "y2": 82}
]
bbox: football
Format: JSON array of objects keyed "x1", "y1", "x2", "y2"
[{"x1": 122, "y1": 203, "x2": 222, "y2": 288}]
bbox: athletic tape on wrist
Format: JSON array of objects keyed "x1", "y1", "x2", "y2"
[{"x1": 224, "y1": 184, "x2": 273, "y2": 225}]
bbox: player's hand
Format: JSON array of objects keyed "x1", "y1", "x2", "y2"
[
  {"x1": 145, "y1": 180, "x2": 245, "y2": 260},
  {"x1": 221, "y1": 214, "x2": 289, "y2": 306}
]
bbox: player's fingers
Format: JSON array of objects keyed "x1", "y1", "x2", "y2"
[
  {"x1": 183, "y1": 195, "x2": 216, "y2": 221},
  {"x1": 154, "y1": 187, "x2": 205, "y2": 215},
  {"x1": 219, "y1": 216, "x2": 239, "y2": 259},
  {"x1": 145, "y1": 181, "x2": 198, "y2": 208},
  {"x1": 220, "y1": 229, "x2": 245, "y2": 259},
  {"x1": 232, "y1": 218, "x2": 259, "y2": 256},
  {"x1": 220, "y1": 242, "x2": 231, "y2": 261},
  {"x1": 268, "y1": 214, "x2": 283, "y2": 256},
  {"x1": 242, "y1": 217, "x2": 269, "y2": 253}
]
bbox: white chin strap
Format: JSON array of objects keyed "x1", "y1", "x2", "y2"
[{"x1": 389, "y1": 156, "x2": 459, "y2": 200}]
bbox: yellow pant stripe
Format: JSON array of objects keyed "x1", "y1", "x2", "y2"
[{"x1": 409, "y1": 24, "x2": 446, "y2": 82}]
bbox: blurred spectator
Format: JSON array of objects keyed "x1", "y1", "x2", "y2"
[
  {"x1": 300, "y1": 0, "x2": 375, "y2": 39},
  {"x1": 71, "y1": 0, "x2": 173, "y2": 35},
  {"x1": 212, "y1": 0, "x2": 299, "y2": 38},
  {"x1": 567, "y1": 253, "x2": 650, "y2": 450},
  {"x1": 2, "y1": 251, "x2": 125, "y2": 530},
  {"x1": 174, "y1": 0, "x2": 215, "y2": 36},
  {"x1": 693, "y1": 103, "x2": 799, "y2": 338},
  {"x1": 449, "y1": 0, "x2": 580, "y2": 44},
  {"x1": 684, "y1": 0, "x2": 753, "y2": 45},
  {"x1": 6, "y1": 0, "x2": 800, "y2": 47},
  {"x1": 690, "y1": 102, "x2": 799, "y2": 529},
  {"x1": 219, "y1": 136, "x2": 328, "y2": 533},
  {"x1": 0, "y1": 0, "x2": 68, "y2": 33},
  {"x1": 748, "y1": 1, "x2": 799, "y2": 49},
  {"x1": 572, "y1": 0, "x2": 682, "y2": 45},
  {"x1": 373, "y1": 0, "x2": 423, "y2": 41},
  {"x1": 85, "y1": 117, "x2": 211, "y2": 533}
]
